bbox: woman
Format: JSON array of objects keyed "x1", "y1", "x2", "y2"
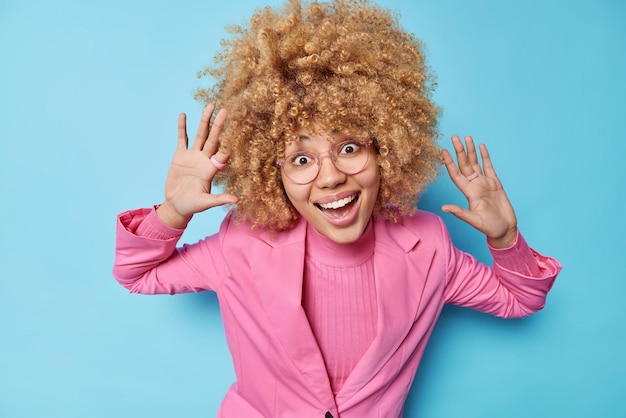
[{"x1": 113, "y1": 0, "x2": 561, "y2": 416}]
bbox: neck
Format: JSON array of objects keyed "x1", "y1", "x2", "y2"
[{"x1": 305, "y1": 220, "x2": 375, "y2": 267}]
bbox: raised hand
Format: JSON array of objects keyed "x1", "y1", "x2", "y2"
[
  {"x1": 156, "y1": 103, "x2": 238, "y2": 229},
  {"x1": 441, "y1": 135, "x2": 518, "y2": 249}
]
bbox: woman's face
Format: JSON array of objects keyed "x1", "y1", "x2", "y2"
[{"x1": 280, "y1": 127, "x2": 380, "y2": 244}]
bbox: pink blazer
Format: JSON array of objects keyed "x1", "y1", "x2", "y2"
[{"x1": 113, "y1": 208, "x2": 561, "y2": 417}]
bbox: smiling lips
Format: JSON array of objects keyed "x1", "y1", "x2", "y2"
[
  {"x1": 315, "y1": 193, "x2": 360, "y2": 223},
  {"x1": 317, "y1": 194, "x2": 358, "y2": 210}
]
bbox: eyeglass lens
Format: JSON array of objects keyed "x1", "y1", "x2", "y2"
[{"x1": 281, "y1": 141, "x2": 371, "y2": 184}]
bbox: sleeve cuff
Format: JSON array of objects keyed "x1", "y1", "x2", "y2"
[
  {"x1": 488, "y1": 231, "x2": 543, "y2": 277},
  {"x1": 119, "y1": 206, "x2": 184, "y2": 240}
]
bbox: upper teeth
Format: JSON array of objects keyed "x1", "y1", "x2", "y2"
[{"x1": 319, "y1": 195, "x2": 356, "y2": 210}]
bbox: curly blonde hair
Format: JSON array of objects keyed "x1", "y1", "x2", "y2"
[{"x1": 195, "y1": 0, "x2": 441, "y2": 231}]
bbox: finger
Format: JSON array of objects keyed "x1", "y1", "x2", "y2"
[
  {"x1": 441, "y1": 204, "x2": 481, "y2": 229},
  {"x1": 202, "y1": 108, "x2": 227, "y2": 157},
  {"x1": 209, "y1": 148, "x2": 231, "y2": 171},
  {"x1": 191, "y1": 103, "x2": 216, "y2": 151},
  {"x1": 451, "y1": 135, "x2": 474, "y2": 176},
  {"x1": 441, "y1": 148, "x2": 468, "y2": 188},
  {"x1": 195, "y1": 192, "x2": 239, "y2": 212},
  {"x1": 177, "y1": 113, "x2": 188, "y2": 150},
  {"x1": 464, "y1": 136, "x2": 483, "y2": 175},
  {"x1": 479, "y1": 143, "x2": 498, "y2": 178}
]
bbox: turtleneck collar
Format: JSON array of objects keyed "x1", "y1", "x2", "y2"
[{"x1": 305, "y1": 219, "x2": 375, "y2": 267}]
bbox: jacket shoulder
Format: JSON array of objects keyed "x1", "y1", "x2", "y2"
[
  {"x1": 218, "y1": 210, "x2": 306, "y2": 249},
  {"x1": 393, "y1": 210, "x2": 446, "y2": 235},
  {"x1": 403, "y1": 209, "x2": 443, "y2": 224},
  {"x1": 374, "y1": 210, "x2": 447, "y2": 253}
]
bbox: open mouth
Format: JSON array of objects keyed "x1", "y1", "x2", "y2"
[{"x1": 315, "y1": 193, "x2": 360, "y2": 219}]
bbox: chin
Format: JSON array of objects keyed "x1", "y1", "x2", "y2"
[{"x1": 317, "y1": 220, "x2": 369, "y2": 244}]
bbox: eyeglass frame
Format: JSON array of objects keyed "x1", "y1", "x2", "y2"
[{"x1": 276, "y1": 139, "x2": 374, "y2": 185}]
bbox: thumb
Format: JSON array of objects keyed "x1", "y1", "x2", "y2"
[
  {"x1": 195, "y1": 193, "x2": 239, "y2": 213},
  {"x1": 441, "y1": 204, "x2": 477, "y2": 226}
]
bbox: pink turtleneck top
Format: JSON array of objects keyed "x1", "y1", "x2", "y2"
[{"x1": 302, "y1": 222, "x2": 378, "y2": 395}]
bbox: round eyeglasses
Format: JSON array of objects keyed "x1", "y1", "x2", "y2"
[{"x1": 276, "y1": 139, "x2": 373, "y2": 185}]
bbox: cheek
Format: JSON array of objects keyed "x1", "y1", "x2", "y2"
[
  {"x1": 281, "y1": 175, "x2": 310, "y2": 207},
  {"x1": 359, "y1": 167, "x2": 381, "y2": 214},
  {"x1": 361, "y1": 165, "x2": 381, "y2": 195}
]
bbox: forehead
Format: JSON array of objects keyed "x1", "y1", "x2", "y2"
[
  {"x1": 296, "y1": 123, "x2": 337, "y2": 137},
  {"x1": 293, "y1": 125, "x2": 352, "y2": 142},
  {"x1": 285, "y1": 130, "x2": 351, "y2": 153}
]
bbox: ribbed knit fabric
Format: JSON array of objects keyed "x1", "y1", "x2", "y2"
[
  {"x1": 135, "y1": 206, "x2": 183, "y2": 240},
  {"x1": 302, "y1": 222, "x2": 378, "y2": 395},
  {"x1": 489, "y1": 231, "x2": 543, "y2": 276}
]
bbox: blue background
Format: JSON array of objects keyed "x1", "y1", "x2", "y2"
[{"x1": 1, "y1": 0, "x2": 624, "y2": 417}]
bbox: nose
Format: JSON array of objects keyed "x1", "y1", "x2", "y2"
[{"x1": 315, "y1": 152, "x2": 346, "y2": 188}]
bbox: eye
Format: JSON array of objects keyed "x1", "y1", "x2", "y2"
[
  {"x1": 289, "y1": 153, "x2": 314, "y2": 167},
  {"x1": 337, "y1": 141, "x2": 362, "y2": 155}
]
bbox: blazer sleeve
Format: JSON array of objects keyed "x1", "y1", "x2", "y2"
[
  {"x1": 112, "y1": 207, "x2": 228, "y2": 295},
  {"x1": 439, "y1": 217, "x2": 562, "y2": 318}
]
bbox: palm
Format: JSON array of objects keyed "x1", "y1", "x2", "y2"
[
  {"x1": 157, "y1": 104, "x2": 238, "y2": 229},
  {"x1": 164, "y1": 148, "x2": 216, "y2": 217},
  {"x1": 441, "y1": 136, "x2": 518, "y2": 248}
]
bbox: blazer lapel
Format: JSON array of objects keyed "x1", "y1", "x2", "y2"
[
  {"x1": 336, "y1": 218, "x2": 437, "y2": 406},
  {"x1": 251, "y1": 218, "x2": 335, "y2": 408}
]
